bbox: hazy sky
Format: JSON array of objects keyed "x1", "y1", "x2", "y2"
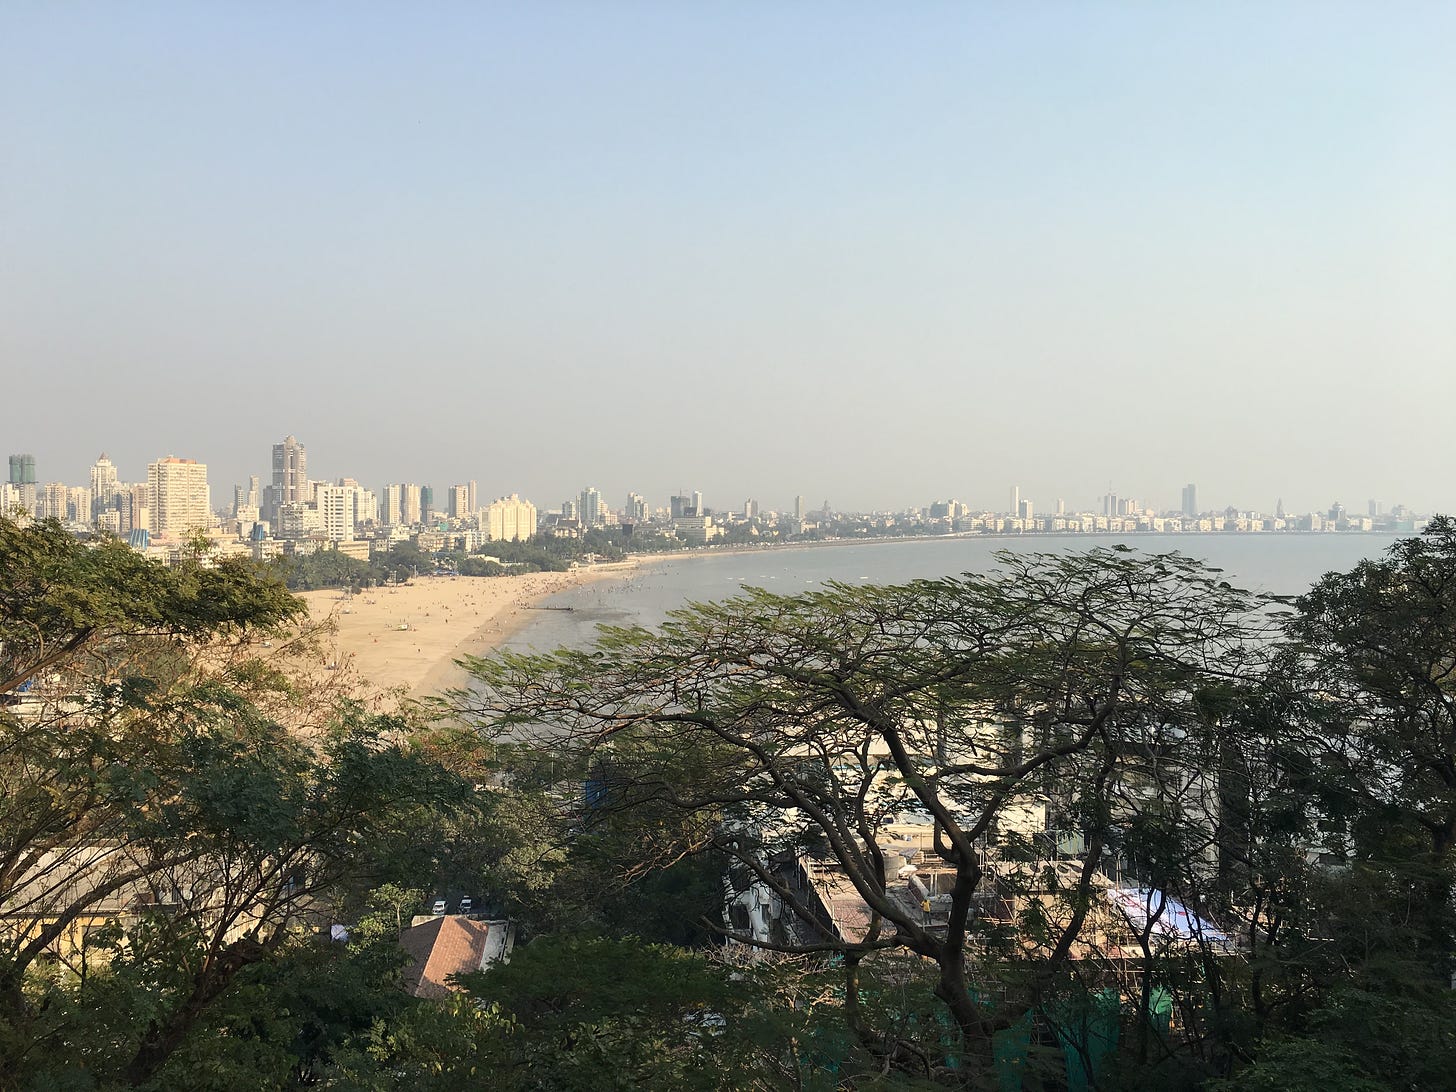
[{"x1": 3, "y1": 3, "x2": 1453, "y2": 515}]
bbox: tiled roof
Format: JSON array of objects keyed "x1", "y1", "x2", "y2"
[{"x1": 400, "y1": 917, "x2": 491, "y2": 999}]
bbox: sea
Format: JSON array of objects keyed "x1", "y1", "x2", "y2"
[{"x1": 501, "y1": 533, "x2": 1403, "y2": 655}]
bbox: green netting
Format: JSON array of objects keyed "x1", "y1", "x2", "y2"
[
  {"x1": 1049, "y1": 989, "x2": 1121, "y2": 1092},
  {"x1": 1147, "y1": 987, "x2": 1174, "y2": 1039},
  {"x1": 993, "y1": 1011, "x2": 1035, "y2": 1092}
]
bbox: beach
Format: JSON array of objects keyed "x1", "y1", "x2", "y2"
[{"x1": 295, "y1": 562, "x2": 639, "y2": 700}]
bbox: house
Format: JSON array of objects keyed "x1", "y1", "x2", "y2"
[{"x1": 399, "y1": 916, "x2": 515, "y2": 999}]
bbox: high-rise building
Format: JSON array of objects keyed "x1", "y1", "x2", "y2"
[
  {"x1": 420, "y1": 485, "x2": 435, "y2": 522},
  {"x1": 380, "y1": 483, "x2": 423, "y2": 526},
  {"x1": 89, "y1": 454, "x2": 119, "y2": 518},
  {"x1": 7, "y1": 454, "x2": 37, "y2": 515},
  {"x1": 448, "y1": 484, "x2": 472, "y2": 519},
  {"x1": 626, "y1": 492, "x2": 650, "y2": 523},
  {"x1": 317, "y1": 481, "x2": 376, "y2": 542},
  {"x1": 270, "y1": 436, "x2": 308, "y2": 523},
  {"x1": 483, "y1": 494, "x2": 538, "y2": 541},
  {"x1": 579, "y1": 487, "x2": 604, "y2": 528},
  {"x1": 794, "y1": 495, "x2": 806, "y2": 521},
  {"x1": 380, "y1": 484, "x2": 402, "y2": 526},
  {"x1": 8, "y1": 454, "x2": 36, "y2": 485},
  {"x1": 1018, "y1": 498, "x2": 1034, "y2": 521},
  {"x1": 1010, "y1": 485, "x2": 1020, "y2": 516},
  {"x1": 148, "y1": 457, "x2": 211, "y2": 537},
  {"x1": 67, "y1": 486, "x2": 91, "y2": 524},
  {"x1": 233, "y1": 474, "x2": 262, "y2": 517},
  {"x1": 744, "y1": 498, "x2": 759, "y2": 519},
  {"x1": 41, "y1": 482, "x2": 68, "y2": 520},
  {"x1": 1181, "y1": 483, "x2": 1198, "y2": 518},
  {"x1": 118, "y1": 482, "x2": 149, "y2": 535}
]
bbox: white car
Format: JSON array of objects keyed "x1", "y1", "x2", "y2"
[
  {"x1": 458, "y1": 896, "x2": 473, "y2": 914},
  {"x1": 431, "y1": 899, "x2": 447, "y2": 915}
]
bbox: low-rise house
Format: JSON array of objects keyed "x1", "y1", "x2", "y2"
[{"x1": 399, "y1": 916, "x2": 515, "y2": 999}]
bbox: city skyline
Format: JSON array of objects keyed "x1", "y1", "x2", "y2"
[
  {"x1": 4, "y1": 6, "x2": 1454, "y2": 512},
  {"x1": 2, "y1": 440, "x2": 1425, "y2": 527}
]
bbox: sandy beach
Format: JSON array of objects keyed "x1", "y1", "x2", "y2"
[{"x1": 296, "y1": 562, "x2": 639, "y2": 700}]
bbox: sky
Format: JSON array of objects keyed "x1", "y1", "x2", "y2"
[{"x1": 3, "y1": 2, "x2": 1453, "y2": 515}]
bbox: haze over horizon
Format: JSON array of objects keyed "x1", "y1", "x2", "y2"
[{"x1": 3, "y1": 4, "x2": 1453, "y2": 515}]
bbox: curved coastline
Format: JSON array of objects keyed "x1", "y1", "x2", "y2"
[{"x1": 296, "y1": 561, "x2": 642, "y2": 700}]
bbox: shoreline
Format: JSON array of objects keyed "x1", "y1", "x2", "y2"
[
  {"x1": 295, "y1": 561, "x2": 642, "y2": 701},
  {"x1": 630, "y1": 527, "x2": 1402, "y2": 563}
]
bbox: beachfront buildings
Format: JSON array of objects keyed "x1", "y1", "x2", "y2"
[
  {"x1": 482, "y1": 494, "x2": 537, "y2": 541},
  {"x1": 147, "y1": 457, "x2": 211, "y2": 538}
]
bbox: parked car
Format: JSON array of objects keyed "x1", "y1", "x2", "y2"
[
  {"x1": 431, "y1": 899, "x2": 447, "y2": 915},
  {"x1": 458, "y1": 896, "x2": 472, "y2": 914}
]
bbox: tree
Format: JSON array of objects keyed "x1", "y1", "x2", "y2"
[
  {"x1": 1289, "y1": 515, "x2": 1456, "y2": 982},
  {"x1": 0, "y1": 516, "x2": 491, "y2": 1086},
  {"x1": 0, "y1": 516, "x2": 302, "y2": 696},
  {"x1": 453, "y1": 547, "x2": 1272, "y2": 1080},
  {"x1": 332, "y1": 933, "x2": 826, "y2": 1092}
]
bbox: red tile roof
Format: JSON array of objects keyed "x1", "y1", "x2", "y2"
[{"x1": 400, "y1": 917, "x2": 492, "y2": 999}]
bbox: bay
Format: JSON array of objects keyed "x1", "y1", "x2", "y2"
[{"x1": 502, "y1": 533, "x2": 1403, "y2": 655}]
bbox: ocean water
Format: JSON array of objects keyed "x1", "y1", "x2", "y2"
[{"x1": 501, "y1": 533, "x2": 1403, "y2": 655}]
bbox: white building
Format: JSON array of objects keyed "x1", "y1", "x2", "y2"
[
  {"x1": 482, "y1": 494, "x2": 537, "y2": 542},
  {"x1": 316, "y1": 480, "x2": 378, "y2": 542},
  {"x1": 148, "y1": 458, "x2": 211, "y2": 538},
  {"x1": 90, "y1": 454, "x2": 119, "y2": 518}
]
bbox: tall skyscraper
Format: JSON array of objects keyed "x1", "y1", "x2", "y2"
[
  {"x1": 1010, "y1": 485, "x2": 1020, "y2": 516},
  {"x1": 448, "y1": 484, "x2": 472, "y2": 519},
  {"x1": 270, "y1": 435, "x2": 307, "y2": 523},
  {"x1": 89, "y1": 454, "x2": 119, "y2": 518},
  {"x1": 8, "y1": 454, "x2": 37, "y2": 515},
  {"x1": 402, "y1": 484, "x2": 423, "y2": 525},
  {"x1": 148, "y1": 457, "x2": 210, "y2": 537},
  {"x1": 379, "y1": 484, "x2": 401, "y2": 526},
  {"x1": 579, "y1": 487, "x2": 604, "y2": 527},
  {"x1": 8, "y1": 454, "x2": 36, "y2": 485},
  {"x1": 1181, "y1": 483, "x2": 1198, "y2": 518}
]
